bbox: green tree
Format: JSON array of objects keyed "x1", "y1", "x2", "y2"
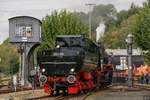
[
  {"x1": 92, "y1": 4, "x2": 117, "y2": 31},
  {"x1": 133, "y1": 0, "x2": 150, "y2": 65},
  {"x1": 101, "y1": 3, "x2": 140, "y2": 49},
  {"x1": 39, "y1": 10, "x2": 88, "y2": 50},
  {"x1": 0, "y1": 39, "x2": 19, "y2": 74},
  {"x1": 78, "y1": 4, "x2": 117, "y2": 32},
  {"x1": 102, "y1": 13, "x2": 138, "y2": 49},
  {"x1": 116, "y1": 3, "x2": 139, "y2": 27},
  {"x1": 77, "y1": 4, "x2": 117, "y2": 41}
]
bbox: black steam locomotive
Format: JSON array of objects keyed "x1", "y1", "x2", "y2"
[{"x1": 37, "y1": 35, "x2": 113, "y2": 95}]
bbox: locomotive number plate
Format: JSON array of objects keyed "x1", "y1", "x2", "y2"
[{"x1": 53, "y1": 52, "x2": 64, "y2": 56}]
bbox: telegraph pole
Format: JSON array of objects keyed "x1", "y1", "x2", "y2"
[
  {"x1": 126, "y1": 34, "x2": 133, "y2": 87},
  {"x1": 85, "y1": 3, "x2": 95, "y2": 39}
]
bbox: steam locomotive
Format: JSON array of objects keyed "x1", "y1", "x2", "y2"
[{"x1": 37, "y1": 35, "x2": 113, "y2": 95}]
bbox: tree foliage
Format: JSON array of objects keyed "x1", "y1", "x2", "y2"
[
  {"x1": 39, "y1": 10, "x2": 88, "y2": 50},
  {"x1": 0, "y1": 39, "x2": 19, "y2": 74},
  {"x1": 102, "y1": 14, "x2": 138, "y2": 48},
  {"x1": 133, "y1": 0, "x2": 150, "y2": 64},
  {"x1": 101, "y1": 3, "x2": 140, "y2": 48},
  {"x1": 116, "y1": 3, "x2": 139, "y2": 28},
  {"x1": 78, "y1": 4, "x2": 117, "y2": 32},
  {"x1": 92, "y1": 4, "x2": 117, "y2": 31}
]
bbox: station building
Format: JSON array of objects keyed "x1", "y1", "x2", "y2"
[
  {"x1": 106, "y1": 49, "x2": 144, "y2": 70},
  {"x1": 106, "y1": 49, "x2": 144, "y2": 82}
]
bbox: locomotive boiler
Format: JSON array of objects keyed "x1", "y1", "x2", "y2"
[{"x1": 37, "y1": 35, "x2": 113, "y2": 95}]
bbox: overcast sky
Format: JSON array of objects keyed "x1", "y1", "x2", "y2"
[{"x1": 0, "y1": 0, "x2": 146, "y2": 44}]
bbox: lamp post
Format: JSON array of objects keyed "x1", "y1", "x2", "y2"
[
  {"x1": 85, "y1": 3, "x2": 95, "y2": 39},
  {"x1": 126, "y1": 33, "x2": 133, "y2": 87}
]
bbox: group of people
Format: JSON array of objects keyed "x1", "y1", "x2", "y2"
[{"x1": 140, "y1": 73, "x2": 149, "y2": 84}]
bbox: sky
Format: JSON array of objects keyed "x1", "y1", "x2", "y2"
[{"x1": 0, "y1": 0, "x2": 147, "y2": 44}]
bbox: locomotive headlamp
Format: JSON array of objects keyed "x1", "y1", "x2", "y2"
[
  {"x1": 67, "y1": 75, "x2": 76, "y2": 84},
  {"x1": 56, "y1": 45, "x2": 60, "y2": 48},
  {"x1": 70, "y1": 68, "x2": 75, "y2": 72},
  {"x1": 42, "y1": 68, "x2": 46, "y2": 72}
]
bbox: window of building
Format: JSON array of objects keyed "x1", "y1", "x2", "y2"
[{"x1": 15, "y1": 24, "x2": 33, "y2": 37}]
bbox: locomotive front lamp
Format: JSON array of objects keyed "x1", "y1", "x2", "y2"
[
  {"x1": 42, "y1": 68, "x2": 46, "y2": 72},
  {"x1": 56, "y1": 45, "x2": 60, "y2": 48},
  {"x1": 70, "y1": 68, "x2": 75, "y2": 72},
  {"x1": 34, "y1": 66, "x2": 37, "y2": 70}
]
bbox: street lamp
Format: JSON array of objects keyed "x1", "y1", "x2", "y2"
[
  {"x1": 85, "y1": 3, "x2": 96, "y2": 39},
  {"x1": 126, "y1": 33, "x2": 133, "y2": 87}
]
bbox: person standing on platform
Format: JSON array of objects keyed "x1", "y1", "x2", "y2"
[
  {"x1": 141, "y1": 74, "x2": 144, "y2": 84},
  {"x1": 145, "y1": 73, "x2": 149, "y2": 84}
]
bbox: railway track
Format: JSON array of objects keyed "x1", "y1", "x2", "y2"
[
  {"x1": 108, "y1": 83, "x2": 150, "y2": 92},
  {"x1": 0, "y1": 86, "x2": 43, "y2": 95},
  {"x1": 1, "y1": 80, "x2": 150, "y2": 100},
  {"x1": 4, "y1": 84, "x2": 150, "y2": 100},
  {"x1": 52, "y1": 92, "x2": 94, "y2": 100},
  {"x1": 30, "y1": 84, "x2": 113, "y2": 100},
  {"x1": 0, "y1": 87, "x2": 34, "y2": 94},
  {"x1": 25, "y1": 95, "x2": 51, "y2": 100},
  {"x1": 21, "y1": 84, "x2": 111, "y2": 100},
  {"x1": 134, "y1": 83, "x2": 150, "y2": 91},
  {"x1": 25, "y1": 90, "x2": 96, "y2": 100}
]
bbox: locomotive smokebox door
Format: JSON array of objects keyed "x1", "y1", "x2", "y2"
[{"x1": 9, "y1": 16, "x2": 42, "y2": 43}]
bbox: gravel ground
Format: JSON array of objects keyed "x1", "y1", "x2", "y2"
[
  {"x1": 0, "y1": 85, "x2": 150, "y2": 100},
  {"x1": 86, "y1": 90, "x2": 150, "y2": 100},
  {"x1": 0, "y1": 89, "x2": 49, "y2": 100}
]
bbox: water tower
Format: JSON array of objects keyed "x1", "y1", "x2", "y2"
[{"x1": 9, "y1": 16, "x2": 42, "y2": 86}]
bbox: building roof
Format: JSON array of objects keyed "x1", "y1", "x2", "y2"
[
  {"x1": 106, "y1": 49, "x2": 143, "y2": 56},
  {"x1": 9, "y1": 16, "x2": 42, "y2": 23}
]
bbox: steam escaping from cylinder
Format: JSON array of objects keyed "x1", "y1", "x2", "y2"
[{"x1": 96, "y1": 22, "x2": 105, "y2": 42}]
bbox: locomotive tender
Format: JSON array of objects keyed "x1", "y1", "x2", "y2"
[{"x1": 37, "y1": 35, "x2": 113, "y2": 95}]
